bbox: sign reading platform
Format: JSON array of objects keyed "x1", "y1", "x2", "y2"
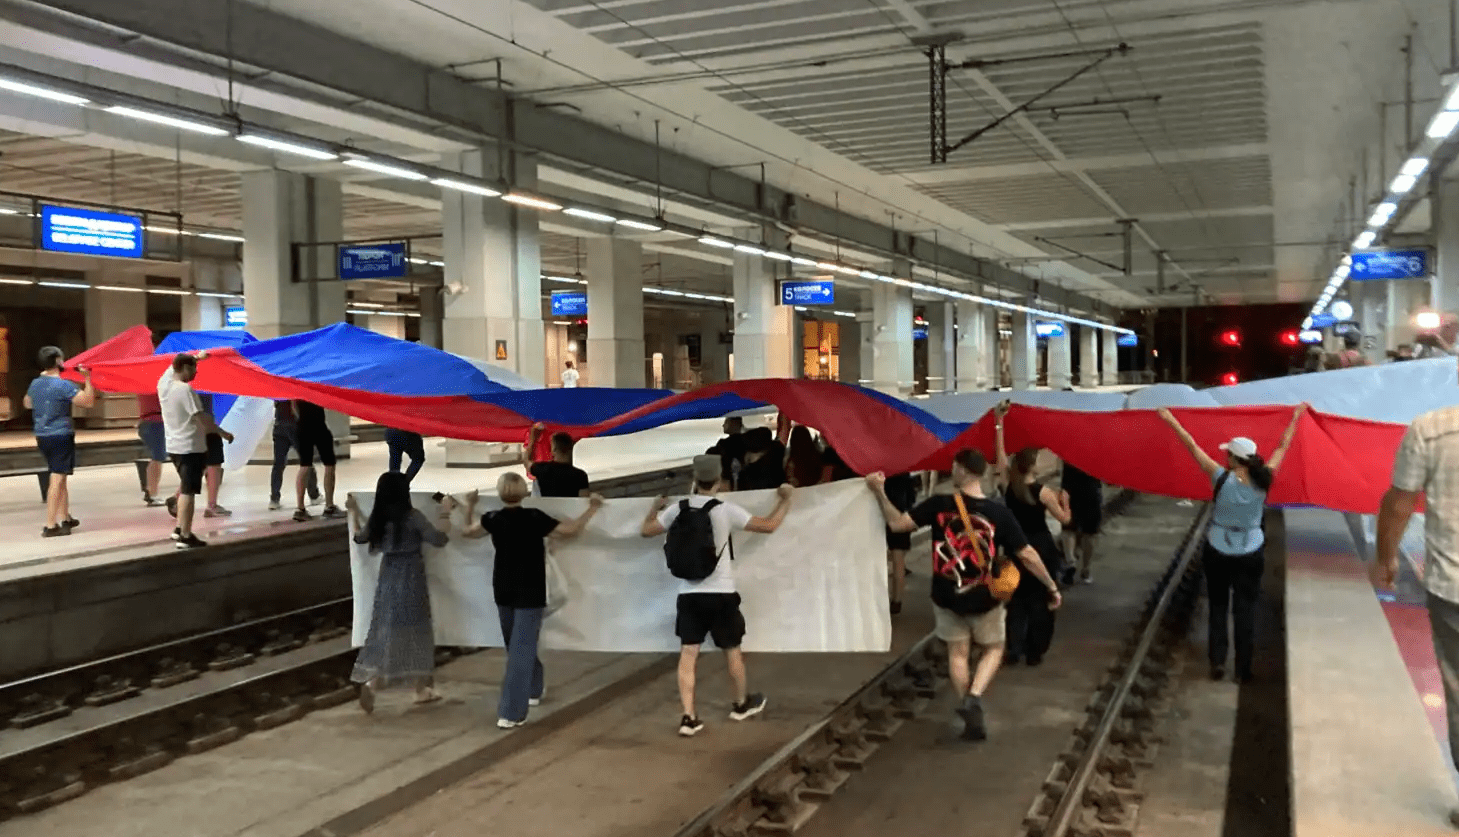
[
  {"x1": 40, "y1": 204, "x2": 144, "y2": 258},
  {"x1": 1309, "y1": 313, "x2": 1337, "y2": 328},
  {"x1": 551, "y1": 291, "x2": 587, "y2": 317},
  {"x1": 1350, "y1": 249, "x2": 1427, "y2": 280},
  {"x1": 224, "y1": 306, "x2": 247, "y2": 329},
  {"x1": 1034, "y1": 321, "x2": 1066, "y2": 339},
  {"x1": 339, "y1": 243, "x2": 408, "y2": 280},
  {"x1": 1117, "y1": 333, "x2": 1139, "y2": 347},
  {"x1": 779, "y1": 279, "x2": 835, "y2": 306}
]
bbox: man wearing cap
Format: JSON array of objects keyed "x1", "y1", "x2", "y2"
[{"x1": 640, "y1": 455, "x2": 793, "y2": 738}]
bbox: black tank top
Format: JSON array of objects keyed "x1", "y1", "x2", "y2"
[{"x1": 1004, "y1": 480, "x2": 1052, "y2": 542}]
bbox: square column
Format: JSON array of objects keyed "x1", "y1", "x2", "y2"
[
  {"x1": 1387, "y1": 279, "x2": 1428, "y2": 350},
  {"x1": 925, "y1": 301, "x2": 953, "y2": 393},
  {"x1": 84, "y1": 270, "x2": 147, "y2": 428},
  {"x1": 185, "y1": 258, "x2": 241, "y2": 331},
  {"x1": 855, "y1": 311, "x2": 874, "y2": 386},
  {"x1": 418, "y1": 288, "x2": 444, "y2": 349},
  {"x1": 1080, "y1": 325, "x2": 1101, "y2": 387},
  {"x1": 985, "y1": 308, "x2": 1002, "y2": 387},
  {"x1": 1046, "y1": 326, "x2": 1073, "y2": 389},
  {"x1": 586, "y1": 236, "x2": 646, "y2": 388},
  {"x1": 1010, "y1": 310, "x2": 1036, "y2": 390},
  {"x1": 731, "y1": 228, "x2": 794, "y2": 379},
  {"x1": 837, "y1": 316, "x2": 861, "y2": 385},
  {"x1": 1435, "y1": 178, "x2": 1459, "y2": 313},
  {"x1": 871, "y1": 282, "x2": 913, "y2": 395},
  {"x1": 1102, "y1": 328, "x2": 1120, "y2": 386},
  {"x1": 953, "y1": 301, "x2": 986, "y2": 391},
  {"x1": 1356, "y1": 281, "x2": 1386, "y2": 363},
  {"x1": 441, "y1": 148, "x2": 544, "y2": 384}
]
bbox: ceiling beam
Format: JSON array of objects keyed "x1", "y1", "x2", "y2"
[
  {"x1": 902, "y1": 142, "x2": 1270, "y2": 185},
  {"x1": 998, "y1": 205, "x2": 1274, "y2": 232},
  {"x1": 13, "y1": 0, "x2": 1123, "y2": 318}
]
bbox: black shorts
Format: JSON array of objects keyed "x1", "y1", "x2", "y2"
[
  {"x1": 676, "y1": 592, "x2": 746, "y2": 649},
  {"x1": 171, "y1": 452, "x2": 207, "y2": 496},
  {"x1": 36, "y1": 434, "x2": 76, "y2": 475},
  {"x1": 1069, "y1": 503, "x2": 1102, "y2": 536},
  {"x1": 296, "y1": 424, "x2": 336, "y2": 469},
  {"x1": 205, "y1": 433, "x2": 225, "y2": 467},
  {"x1": 885, "y1": 526, "x2": 911, "y2": 551}
]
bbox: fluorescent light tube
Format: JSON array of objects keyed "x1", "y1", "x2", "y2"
[
  {"x1": 38, "y1": 280, "x2": 89, "y2": 289},
  {"x1": 1353, "y1": 231, "x2": 1375, "y2": 249},
  {"x1": 733, "y1": 244, "x2": 766, "y2": 255},
  {"x1": 237, "y1": 134, "x2": 336, "y2": 160},
  {"x1": 617, "y1": 219, "x2": 663, "y2": 231},
  {"x1": 790, "y1": 257, "x2": 817, "y2": 266},
  {"x1": 0, "y1": 78, "x2": 88, "y2": 105},
  {"x1": 106, "y1": 106, "x2": 227, "y2": 135},
  {"x1": 764, "y1": 251, "x2": 793, "y2": 261},
  {"x1": 94, "y1": 284, "x2": 145, "y2": 293},
  {"x1": 196, "y1": 232, "x2": 245, "y2": 242},
  {"x1": 0, "y1": 277, "x2": 35, "y2": 285},
  {"x1": 431, "y1": 178, "x2": 501, "y2": 197},
  {"x1": 564, "y1": 208, "x2": 617, "y2": 222},
  {"x1": 501, "y1": 194, "x2": 563, "y2": 211},
  {"x1": 344, "y1": 157, "x2": 428, "y2": 180},
  {"x1": 1401, "y1": 158, "x2": 1429, "y2": 177},
  {"x1": 145, "y1": 288, "x2": 192, "y2": 295},
  {"x1": 1391, "y1": 174, "x2": 1417, "y2": 194},
  {"x1": 195, "y1": 291, "x2": 237, "y2": 298},
  {"x1": 1429, "y1": 110, "x2": 1459, "y2": 139},
  {"x1": 700, "y1": 237, "x2": 734, "y2": 248}
]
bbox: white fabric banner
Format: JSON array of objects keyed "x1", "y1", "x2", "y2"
[
  {"x1": 348, "y1": 481, "x2": 892, "y2": 653},
  {"x1": 219, "y1": 395, "x2": 274, "y2": 472}
]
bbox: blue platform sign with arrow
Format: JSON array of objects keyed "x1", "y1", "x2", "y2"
[
  {"x1": 779, "y1": 279, "x2": 835, "y2": 306},
  {"x1": 1350, "y1": 249, "x2": 1428, "y2": 280}
]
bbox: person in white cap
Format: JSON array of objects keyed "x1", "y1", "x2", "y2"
[{"x1": 1157, "y1": 405, "x2": 1306, "y2": 682}]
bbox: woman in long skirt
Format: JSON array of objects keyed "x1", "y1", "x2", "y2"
[{"x1": 347, "y1": 471, "x2": 451, "y2": 712}]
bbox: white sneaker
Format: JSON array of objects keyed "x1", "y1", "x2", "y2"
[
  {"x1": 268, "y1": 500, "x2": 282, "y2": 511},
  {"x1": 529, "y1": 688, "x2": 545, "y2": 707},
  {"x1": 496, "y1": 718, "x2": 523, "y2": 729}
]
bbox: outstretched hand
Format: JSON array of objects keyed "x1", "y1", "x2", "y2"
[{"x1": 864, "y1": 472, "x2": 887, "y2": 491}]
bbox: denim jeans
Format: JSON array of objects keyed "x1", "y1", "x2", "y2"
[
  {"x1": 271, "y1": 427, "x2": 319, "y2": 503},
  {"x1": 385, "y1": 429, "x2": 426, "y2": 484},
  {"x1": 497, "y1": 606, "x2": 545, "y2": 723}
]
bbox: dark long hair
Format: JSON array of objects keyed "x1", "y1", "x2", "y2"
[
  {"x1": 364, "y1": 471, "x2": 414, "y2": 550},
  {"x1": 786, "y1": 425, "x2": 822, "y2": 487},
  {"x1": 1009, "y1": 447, "x2": 1039, "y2": 505},
  {"x1": 1238, "y1": 453, "x2": 1274, "y2": 493}
]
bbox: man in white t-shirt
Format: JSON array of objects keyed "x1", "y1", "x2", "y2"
[
  {"x1": 159, "y1": 353, "x2": 232, "y2": 550},
  {"x1": 560, "y1": 360, "x2": 580, "y2": 388},
  {"x1": 641, "y1": 454, "x2": 793, "y2": 737}
]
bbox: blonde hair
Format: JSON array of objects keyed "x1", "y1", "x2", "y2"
[{"x1": 497, "y1": 472, "x2": 530, "y2": 504}]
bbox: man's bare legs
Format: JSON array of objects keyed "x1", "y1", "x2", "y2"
[
  {"x1": 176, "y1": 493, "x2": 198, "y2": 538},
  {"x1": 296, "y1": 465, "x2": 313, "y2": 513},
  {"x1": 323, "y1": 465, "x2": 337, "y2": 509},
  {"x1": 970, "y1": 642, "x2": 1004, "y2": 697},
  {"x1": 678, "y1": 644, "x2": 700, "y2": 718},
  {"x1": 724, "y1": 647, "x2": 749, "y2": 705},
  {"x1": 145, "y1": 461, "x2": 162, "y2": 499},
  {"x1": 888, "y1": 548, "x2": 907, "y2": 608},
  {"x1": 44, "y1": 473, "x2": 63, "y2": 528}
]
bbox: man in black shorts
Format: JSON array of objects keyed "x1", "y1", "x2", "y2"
[
  {"x1": 529, "y1": 432, "x2": 589, "y2": 498},
  {"x1": 292, "y1": 399, "x2": 342, "y2": 521},
  {"x1": 884, "y1": 472, "x2": 918, "y2": 615},
  {"x1": 1060, "y1": 462, "x2": 1103, "y2": 584},
  {"x1": 640, "y1": 455, "x2": 793, "y2": 737},
  {"x1": 198, "y1": 393, "x2": 231, "y2": 518},
  {"x1": 159, "y1": 354, "x2": 232, "y2": 549}
]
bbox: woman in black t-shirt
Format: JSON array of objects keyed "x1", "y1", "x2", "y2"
[{"x1": 463, "y1": 473, "x2": 602, "y2": 729}]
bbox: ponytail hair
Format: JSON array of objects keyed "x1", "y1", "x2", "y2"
[
  {"x1": 1010, "y1": 447, "x2": 1039, "y2": 505},
  {"x1": 1242, "y1": 453, "x2": 1273, "y2": 493}
]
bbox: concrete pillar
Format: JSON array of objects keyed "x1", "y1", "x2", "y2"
[
  {"x1": 85, "y1": 270, "x2": 147, "y2": 427},
  {"x1": 870, "y1": 282, "x2": 914, "y2": 394},
  {"x1": 698, "y1": 316, "x2": 729, "y2": 385},
  {"x1": 1047, "y1": 326, "x2": 1073, "y2": 389},
  {"x1": 985, "y1": 308, "x2": 1002, "y2": 388},
  {"x1": 364, "y1": 314, "x2": 406, "y2": 340},
  {"x1": 1010, "y1": 310, "x2": 1036, "y2": 390},
  {"x1": 1080, "y1": 325, "x2": 1101, "y2": 387},
  {"x1": 856, "y1": 311, "x2": 874, "y2": 386},
  {"x1": 1356, "y1": 281, "x2": 1386, "y2": 363},
  {"x1": 585, "y1": 236, "x2": 645, "y2": 388},
  {"x1": 838, "y1": 317, "x2": 861, "y2": 385},
  {"x1": 1387, "y1": 279, "x2": 1429, "y2": 350},
  {"x1": 731, "y1": 228, "x2": 794, "y2": 379},
  {"x1": 184, "y1": 259, "x2": 236, "y2": 331},
  {"x1": 954, "y1": 301, "x2": 985, "y2": 391},
  {"x1": 418, "y1": 288, "x2": 443, "y2": 349},
  {"x1": 1102, "y1": 328, "x2": 1120, "y2": 385},
  {"x1": 1435, "y1": 178, "x2": 1459, "y2": 314},
  {"x1": 242, "y1": 170, "x2": 349, "y2": 454},
  {"x1": 925, "y1": 301, "x2": 953, "y2": 393}
]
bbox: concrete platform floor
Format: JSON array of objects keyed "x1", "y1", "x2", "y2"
[{"x1": 0, "y1": 418, "x2": 731, "y2": 575}]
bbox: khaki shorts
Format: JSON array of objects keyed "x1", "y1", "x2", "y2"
[{"x1": 933, "y1": 604, "x2": 1006, "y2": 646}]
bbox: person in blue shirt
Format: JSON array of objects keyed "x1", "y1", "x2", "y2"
[
  {"x1": 1158, "y1": 405, "x2": 1305, "y2": 683},
  {"x1": 24, "y1": 346, "x2": 96, "y2": 537}
]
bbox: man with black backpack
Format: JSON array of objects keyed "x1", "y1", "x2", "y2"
[
  {"x1": 868, "y1": 449, "x2": 1060, "y2": 742},
  {"x1": 640, "y1": 455, "x2": 794, "y2": 738}
]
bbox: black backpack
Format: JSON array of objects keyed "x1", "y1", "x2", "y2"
[{"x1": 665, "y1": 499, "x2": 733, "y2": 581}]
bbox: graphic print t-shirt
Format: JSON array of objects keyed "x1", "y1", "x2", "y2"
[{"x1": 909, "y1": 493, "x2": 1029, "y2": 611}]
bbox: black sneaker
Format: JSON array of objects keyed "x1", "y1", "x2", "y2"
[
  {"x1": 41, "y1": 525, "x2": 70, "y2": 538},
  {"x1": 890, "y1": 601, "x2": 902, "y2": 616},
  {"x1": 1210, "y1": 666, "x2": 1226, "y2": 681},
  {"x1": 293, "y1": 509, "x2": 313, "y2": 523},
  {"x1": 678, "y1": 715, "x2": 704, "y2": 737},
  {"x1": 143, "y1": 493, "x2": 162, "y2": 507},
  {"x1": 61, "y1": 518, "x2": 79, "y2": 530},
  {"x1": 170, "y1": 527, "x2": 181, "y2": 541},
  {"x1": 165, "y1": 495, "x2": 177, "y2": 519},
  {"x1": 957, "y1": 695, "x2": 987, "y2": 741},
  {"x1": 729, "y1": 693, "x2": 766, "y2": 721},
  {"x1": 175, "y1": 534, "x2": 207, "y2": 550},
  {"x1": 322, "y1": 505, "x2": 345, "y2": 519}
]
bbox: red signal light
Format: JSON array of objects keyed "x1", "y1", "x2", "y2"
[
  {"x1": 1220, "y1": 371, "x2": 1240, "y2": 386},
  {"x1": 1218, "y1": 329, "x2": 1242, "y2": 348},
  {"x1": 1278, "y1": 329, "x2": 1300, "y2": 347}
]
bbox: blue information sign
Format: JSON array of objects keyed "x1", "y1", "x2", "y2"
[
  {"x1": 224, "y1": 306, "x2": 247, "y2": 329},
  {"x1": 779, "y1": 279, "x2": 835, "y2": 306},
  {"x1": 1034, "y1": 321, "x2": 1066, "y2": 339},
  {"x1": 913, "y1": 326, "x2": 928, "y2": 341},
  {"x1": 1117, "y1": 333, "x2": 1139, "y2": 347},
  {"x1": 1350, "y1": 249, "x2": 1428, "y2": 280},
  {"x1": 40, "y1": 204, "x2": 143, "y2": 258},
  {"x1": 551, "y1": 291, "x2": 587, "y2": 317},
  {"x1": 1309, "y1": 313, "x2": 1337, "y2": 328},
  {"x1": 339, "y1": 243, "x2": 408, "y2": 280}
]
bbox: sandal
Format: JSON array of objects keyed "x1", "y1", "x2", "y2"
[{"x1": 413, "y1": 687, "x2": 442, "y2": 705}]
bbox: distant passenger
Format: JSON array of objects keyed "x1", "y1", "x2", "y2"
[
  {"x1": 530, "y1": 432, "x2": 589, "y2": 498},
  {"x1": 136, "y1": 388, "x2": 167, "y2": 507},
  {"x1": 1158, "y1": 405, "x2": 1304, "y2": 682},
  {"x1": 868, "y1": 450, "x2": 1059, "y2": 741},
  {"x1": 347, "y1": 472, "x2": 450, "y2": 712},
  {"x1": 736, "y1": 427, "x2": 788, "y2": 491},
  {"x1": 784, "y1": 425, "x2": 823, "y2": 488},
  {"x1": 707, "y1": 416, "x2": 746, "y2": 488},
  {"x1": 463, "y1": 473, "x2": 602, "y2": 728},
  {"x1": 640, "y1": 455, "x2": 791, "y2": 737},
  {"x1": 1060, "y1": 461, "x2": 1103, "y2": 584},
  {"x1": 292, "y1": 399, "x2": 343, "y2": 521},
  {"x1": 25, "y1": 346, "x2": 94, "y2": 537},
  {"x1": 270, "y1": 400, "x2": 319, "y2": 511},
  {"x1": 560, "y1": 360, "x2": 580, "y2": 389},
  {"x1": 994, "y1": 406, "x2": 1071, "y2": 667},
  {"x1": 159, "y1": 353, "x2": 232, "y2": 550},
  {"x1": 385, "y1": 427, "x2": 426, "y2": 485},
  {"x1": 1326, "y1": 331, "x2": 1369, "y2": 369},
  {"x1": 1388, "y1": 344, "x2": 1415, "y2": 362},
  {"x1": 1376, "y1": 395, "x2": 1459, "y2": 828}
]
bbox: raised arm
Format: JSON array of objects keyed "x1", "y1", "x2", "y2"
[
  {"x1": 866, "y1": 473, "x2": 917, "y2": 533},
  {"x1": 522, "y1": 422, "x2": 545, "y2": 467},
  {"x1": 1265, "y1": 403, "x2": 1308, "y2": 474},
  {"x1": 640, "y1": 496, "x2": 671, "y2": 538},
  {"x1": 745, "y1": 484, "x2": 794, "y2": 534},
  {"x1": 71, "y1": 367, "x2": 96, "y2": 409},
  {"x1": 1156, "y1": 407, "x2": 1222, "y2": 478},
  {"x1": 459, "y1": 491, "x2": 490, "y2": 539},
  {"x1": 992, "y1": 400, "x2": 1011, "y2": 489},
  {"x1": 552, "y1": 494, "x2": 605, "y2": 539}
]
